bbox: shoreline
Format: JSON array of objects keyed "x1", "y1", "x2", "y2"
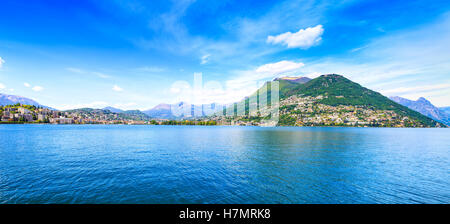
[{"x1": 0, "y1": 122, "x2": 447, "y2": 128}]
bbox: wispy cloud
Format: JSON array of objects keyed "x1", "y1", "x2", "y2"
[
  {"x1": 58, "y1": 101, "x2": 109, "y2": 110},
  {"x1": 57, "y1": 101, "x2": 139, "y2": 111},
  {"x1": 267, "y1": 25, "x2": 324, "y2": 49},
  {"x1": 0, "y1": 57, "x2": 5, "y2": 68},
  {"x1": 0, "y1": 83, "x2": 5, "y2": 90},
  {"x1": 176, "y1": 60, "x2": 304, "y2": 104},
  {"x1": 299, "y1": 14, "x2": 450, "y2": 106},
  {"x1": 130, "y1": 0, "x2": 328, "y2": 68},
  {"x1": 228, "y1": 60, "x2": 304, "y2": 87},
  {"x1": 66, "y1": 67, "x2": 84, "y2": 73},
  {"x1": 66, "y1": 68, "x2": 111, "y2": 78},
  {"x1": 112, "y1": 102, "x2": 137, "y2": 110},
  {"x1": 255, "y1": 60, "x2": 304, "y2": 74},
  {"x1": 92, "y1": 72, "x2": 111, "y2": 79},
  {"x1": 136, "y1": 66, "x2": 165, "y2": 73},
  {"x1": 23, "y1": 82, "x2": 44, "y2": 92},
  {"x1": 381, "y1": 84, "x2": 450, "y2": 95},
  {"x1": 200, "y1": 54, "x2": 210, "y2": 64},
  {"x1": 32, "y1": 86, "x2": 44, "y2": 92},
  {"x1": 112, "y1": 85, "x2": 123, "y2": 92}
]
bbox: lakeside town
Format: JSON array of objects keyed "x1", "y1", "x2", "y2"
[
  {"x1": 0, "y1": 98, "x2": 445, "y2": 127},
  {"x1": 0, "y1": 104, "x2": 182, "y2": 125},
  {"x1": 208, "y1": 95, "x2": 446, "y2": 128},
  {"x1": 278, "y1": 95, "x2": 425, "y2": 127},
  {"x1": 0, "y1": 104, "x2": 218, "y2": 125}
]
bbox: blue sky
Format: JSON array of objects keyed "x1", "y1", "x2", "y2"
[{"x1": 0, "y1": 0, "x2": 449, "y2": 110}]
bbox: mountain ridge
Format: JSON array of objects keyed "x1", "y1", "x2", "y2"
[
  {"x1": 214, "y1": 74, "x2": 444, "y2": 127},
  {"x1": 0, "y1": 93, "x2": 54, "y2": 109},
  {"x1": 1, "y1": 75, "x2": 447, "y2": 127},
  {"x1": 143, "y1": 102, "x2": 225, "y2": 119},
  {"x1": 389, "y1": 96, "x2": 450, "y2": 125},
  {"x1": 102, "y1": 106, "x2": 124, "y2": 113}
]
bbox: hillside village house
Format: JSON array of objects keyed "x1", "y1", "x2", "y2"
[{"x1": 49, "y1": 117, "x2": 73, "y2": 124}]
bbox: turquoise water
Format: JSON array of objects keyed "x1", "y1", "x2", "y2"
[{"x1": 0, "y1": 125, "x2": 449, "y2": 204}]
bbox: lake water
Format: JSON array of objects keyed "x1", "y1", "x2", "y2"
[{"x1": 0, "y1": 125, "x2": 449, "y2": 204}]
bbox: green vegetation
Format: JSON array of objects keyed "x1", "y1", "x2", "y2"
[
  {"x1": 0, "y1": 104, "x2": 49, "y2": 124},
  {"x1": 269, "y1": 74, "x2": 441, "y2": 127},
  {"x1": 214, "y1": 74, "x2": 444, "y2": 127},
  {"x1": 65, "y1": 108, "x2": 151, "y2": 121},
  {"x1": 278, "y1": 114, "x2": 296, "y2": 126},
  {"x1": 1, "y1": 74, "x2": 445, "y2": 128},
  {"x1": 160, "y1": 120, "x2": 217, "y2": 126},
  {"x1": 287, "y1": 74, "x2": 441, "y2": 127}
]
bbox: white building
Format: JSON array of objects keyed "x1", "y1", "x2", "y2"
[{"x1": 18, "y1": 107, "x2": 31, "y2": 114}]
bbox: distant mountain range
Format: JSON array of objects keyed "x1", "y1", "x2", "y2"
[
  {"x1": 102, "y1": 106, "x2": 123, "y2": 113},
  {"x1": 102, "y1": 103, "x2": 224, "y2": 120},
  {"x1": 0, "y1": 91, "x2": 223, "y2": 120},
  {"x1": 142, "y1": 102, "x2": 225, "y2": 119},
  {"x1": 0, "y1": 93, "x2": 53, "y2": 109},
  {"x1": 1, "y1": 75, "x2": 448, "y2": 127},
  {"x1": 439, "y1": 106, "x2": 450, "y2": 115},
  {"x1": 142, "y1": 103, "x2": 175, "y2": 119},
  {"x1": 389, "y1": 96, "x2": 450, "y2": 125}
]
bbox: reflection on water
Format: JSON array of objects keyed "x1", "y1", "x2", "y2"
[{"x1": 0, "y1": 125, "x2": 449, "y2": 203}]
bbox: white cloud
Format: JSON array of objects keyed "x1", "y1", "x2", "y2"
[
  {"x1": 200, "y1": 54, "x2": 210, "y2": 64},
  {"x1": 67, "y1": 68, "x2": 112, "y2": 78},
  {"x1": 112, "y1": 85, "x2": 123, "y2": 92},
  {"x1": 166, "y1": 60, "x2": 306, "y2": 105},
  {"x1": 66, "y1": 67, "x2": 85, "y2": 73},
  {"x1": 58, "y1": 101, "x2": 109, "y2": 110},
  {"x1": 92, "y1": 72, "x2": 110, "y2": 79},
  {"x1": 59, "y1": 102, "x2": 138, "y2": 111},
  {"x1": 32, "y1": 86, "x2": 44, "y2": 92},
  {"x1": 267, "y1": 25, "x2": 324, "y2": 49},
  {"x1": 136, "y1": 66, "x2": 166, "y2": 73},
  {"x1": 25, "y1": 83, "x2": 44, "y2": 92},
  {"x1": 296, "y1": 14, "x2": 450, "y2": 106},
  {"x1": 112, "y1": 102, "x2": 137, "y2": 110},
  {"x1": 381, "y1": 83, "x2": 450, "y2": 95},
  {"x1": 0, "y1": 83, "x2": 5, "y2": 90},
  {"x1": 0, "y1": 57, "x2": 4, "y2": 68},
  {"x1": 227, "y1": 60, "x2": 305, "y2": 90},
  {"x1": 255, "y1": 60, "x2": 304, "y2": 74},
  {"x1": 212, "y1": 60, "x2": 305, "y2": 104}
]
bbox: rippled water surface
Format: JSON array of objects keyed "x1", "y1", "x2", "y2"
[{"x1": 0, "y1": 125, "x2": 449, "y2": 203}]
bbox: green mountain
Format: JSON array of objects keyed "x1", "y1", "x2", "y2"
[{"x1": 215, "y1": 74, "x2": 444, "y2": 127}]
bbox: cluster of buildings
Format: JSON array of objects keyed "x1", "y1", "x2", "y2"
[
  {"x1": 0, "y1": 105, "x2": 151, "y2": 124},
  {"x1": 206, "y1": 95, "x2": 428, "y2": 127},
  {"x1": 0, "y1": 105, "x2": 76, "y2": 124},
  {"x1": 277, "y1": 95, "x2": 424, "y2": 127},
  {"x1": 0, "y1": 96, "x2": 434, "y2": 127},
  {"x1": 1, "y1": 106, "x2": 40, "y2": 122}
]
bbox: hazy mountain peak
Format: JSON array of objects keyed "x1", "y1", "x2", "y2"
[
  {"x1": 103, "y1": 106, "x2": 124, "y2": 113},
  {"x1": 274, "y1": 76, "x2": 311, "y2": 84},
  {"x1": 152, "y1": 103, "x2": 171, "y2": 110},
  {"x1": 390, "y1": 96, "x2": 449, "y2": 125},
  {"x1": 417, "y1": 97, "x2": 430, "y2": 104},
  {"x1": 0, "y1": 93, "x2": 52, "y2": 109}
]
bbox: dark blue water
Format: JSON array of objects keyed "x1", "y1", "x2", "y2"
[{"x1": 0, "y1": 125, "x2": 449, "y2": 204}]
